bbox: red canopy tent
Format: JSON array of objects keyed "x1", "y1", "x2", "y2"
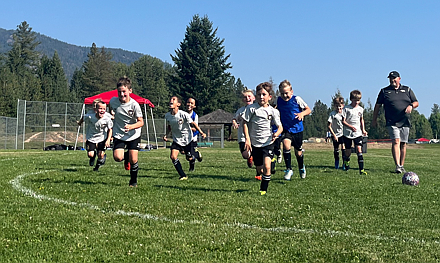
[
  {"x1": 75, "y1": 90, "x2": 158, "y2": 150},
  {"x1": 83, "y1": 89, "x2": 155, "y2": 108}
]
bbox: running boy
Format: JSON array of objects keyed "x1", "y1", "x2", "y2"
[
  {"x1": 77, "y1": 99, "x2": 113, "y2": 171},
  {"x1": 109, "y1": 77, "x2": 144, "y2": 187},
  {"x1": 277, "y1": 80, "x2": 311, "y2": 180},
  {"x1": 341, "y1": 90, "x2": 368, "y2": 175},
  {"x1": 186, "y1": 97, "x2": 203, "y2": 172},
  {"x1": 327, "y1": 97, "x2": 346, "y2": 169},
  {"x1": 164, "y1": 96, "x2": 206, "y2": 180},
  {"x1": 232, "y1": 89, "x2": 255, "y2": 169},
  {"x1": 242, "y1": 82, "x2": 283, "y2": 195}
]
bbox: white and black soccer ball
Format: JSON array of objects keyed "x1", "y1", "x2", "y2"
[{"x1": 402, "y1": 171, "x2": 419, "y2": 186}]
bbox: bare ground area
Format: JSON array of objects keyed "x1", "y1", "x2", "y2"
[
  {"x1": 25, "y1": 131, "x2": 84, "y2": 144},
  {"x1": 303, "y1": 142, "x2": 422, "y2": 150}
]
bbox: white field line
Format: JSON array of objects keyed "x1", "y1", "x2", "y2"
[{"x1": 9, "y1": 170, "x2": 440, "y2": 246}]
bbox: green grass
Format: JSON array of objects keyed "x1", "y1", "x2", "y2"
[{"x1": 1, "y1": 144, "x2": 440, "y2": 262}]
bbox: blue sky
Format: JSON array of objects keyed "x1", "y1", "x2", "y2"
[{"x1": 2, "y1": 0, "x2": 438, "y2": 117}]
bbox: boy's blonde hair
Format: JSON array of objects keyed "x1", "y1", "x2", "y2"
[
  {"x1": 94, "y1": 99, "x2": 106, "y2": 109},
  {"x1": 333, "y1": 96, "x2": 344, "y2": 107},
  {"x1": 278, "y1": 80, "x2": 292, "y2": 90},
  {"x1": 117, "y1": 76, "x2": 132, "y2": 89},
  {"x1": 350, "y1": 90, "x2": 362, "y2": 101},
  {"x1": 242, "y1": 89, "x2": 254, "y2": 97}
]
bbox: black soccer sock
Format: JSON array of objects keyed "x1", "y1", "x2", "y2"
[
  {"x1": 124, "y1": 151, "x2": 129, "y2": 161},
  {"x1": 296, "y1": 154, "x2": 304, "y2": 169},
  {"x1": 357, "y1": 153, "x2": 364, "y2": 171},
  {"x1": 95, "y1": 158, "x2": 104, "y2": 169},
  {"x1": 334, "y1": 149, "x2": 340, "y2": 161},
  {"x1": 341, "y1": 149, "x2": 346, "y2": 161},
  {"x1": 173, "y1": 159, "x2": 186, "y2": 178},
  {"x1": 271, "y1": 159, "x2": 276, "y2": 174},
  {"x1": 130, "y1": 162, "x2": 139, "y2": 184},
  {"x1": 260, "y1": 174, "x2": 271, "y2": 191},
  {"x1": 283, "y1": 149, "x2": 292, "y2": 170}
]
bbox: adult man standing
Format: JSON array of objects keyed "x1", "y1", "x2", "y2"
[{"x1": 372, "y1": 71, "x2": 419, "y2": 173}]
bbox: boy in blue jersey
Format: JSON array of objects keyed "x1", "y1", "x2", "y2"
[
  {"x1": 186, "y1": 97, "x2": 203, "y2": 172},
  {"x1": 277, "y1": 80, "x2": 311, "y2": 180}
]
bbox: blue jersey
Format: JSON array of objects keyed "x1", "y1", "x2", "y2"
[{"x1": 277, "y1": 95, "x2": 308, "y2": 134}]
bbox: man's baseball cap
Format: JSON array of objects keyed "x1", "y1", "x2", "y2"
[{"x1": 387, "y1": 71, "x2": 400, "y2": 78}]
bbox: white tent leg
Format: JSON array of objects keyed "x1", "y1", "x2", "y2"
[
  {"x1": 143, "y1": 104, "x2": 150, "y2": 149},
  {"x1": 74, "y1": 104, "x2": 85, "y2": 151},
  {"x1": 150, "y1": 107, "x2": 158, "y2": 149}
]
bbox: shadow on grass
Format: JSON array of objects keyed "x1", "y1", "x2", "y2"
[{"x1": 154, "y1": 184, "x2": 248, "y2": 193}]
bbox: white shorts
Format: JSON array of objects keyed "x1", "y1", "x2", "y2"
[{"x1": 387, "y1": 126, "x2": 410, "y2": 143}]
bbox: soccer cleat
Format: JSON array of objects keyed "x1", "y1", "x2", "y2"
[
  {"x1": 124, "y1": 159, "x2": 131, "y2": 171},
  {"x1": 93, "y1": 166, "x2": 99, "y2": 171},
  {"x1": 102, "y1": 153, "x2": 107, "y2": 165},
  {"x1": 395, "y1": 165, "x2": 406, "y2": 174},
  {"x1": 179, "y1": 176, "x2": 188, "y2": 180},
  {"x1": 277, "y1": 154, "x2": 283, "y2": 164},
  {"x1": 335, "y1": 160, "x2": 339, "y2": 169},
  {"x1": 299, "y1": 166, "x2": 306, "y2": 179},
  {"x1": 255, "y1": 175, "x2": 262, "y2": 181},
  {"x1": 89, "y1": 155, "x2": 96, "y2": 166},
  {"x1": 343, "y1": 160, "x2": 350, "y2": 171},
  {"x1": 195, "y1": 149, "x2": 203, "y2": 162},
  {"x1": 129, "y1": 180, "x2": 137, "y2": 187},
  {"x1": 189, "y1": 161, "x2": 195, "y2": 172},
  {"x1": 259, "y1": 191, "x2": 267, "y2": 196},
  {"x1": 360, "y1": 169, "x2": 368, "y2": 175},
  {"x1": 284, "y1": 169, "x2": 293, "y2": 181},
  {"x1": 247, "y1": 156, "x2": 253, "y2": 168}
]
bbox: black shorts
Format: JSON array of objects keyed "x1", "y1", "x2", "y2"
[
  {"x1": 251, "y1": 144, "x2": 274, "y2": 167},
  {"x1": 343, "y1": 136, "x2": 363, "y2": 149},
  {"x1": 332, "y1": 136, "x2": 344, "y2": 149},
  {"x1": 113, "y1": 137, "x2": 141, "y2": 151},
  {"x1": 171, "y1": 141, "x2": 193, "y2": 160},
  {"x1": 282, "y1": 131, "x2": 303, "y2": 151},
  {"x1": 238, "y1": 142, "x2": 246, "y2": 153},
  {"x1": 86, "y1": 140, "x2": 106, "y2": 152}
]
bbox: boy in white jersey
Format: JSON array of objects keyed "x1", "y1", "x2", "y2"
[
  {"x1": 242, "y1": 82, "x2": 283, "y2": 195},
  {"x1": 164, "y1": 96, "x2": 206, "y2": 180},
  {"x1": 109, "y1": 77, "x2": 144, "y2": 187},
  {"x1": 186, "y1": 97, "x2": 203, "y2": 172},
  {"x1": 342, "y1": 90, "x2": 368, "y2": 175},
  {"x1": 327, "y1": 97, "x2": 346, "y2": 169},
  {"x1": 232, "y1": 90, "x2": 255, "y2": 169},
  {"x1": 77, "y1": 99, "x2": 113, "y2": 171}
]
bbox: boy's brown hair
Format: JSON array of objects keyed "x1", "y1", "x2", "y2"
[
  {"x1": 278, "y1": 79, "x2": 292, "y2": 90},
  {"x1": 117, "y1": 76, "x2": 132, "y2": 89},
  {"x1": 256, "y1": 82, "x2": 274, "y2": 97},
  {"x1": 350, "y1": 90, "x2": 362, "y2": 101},
  {"x1": 333, "y1": 96, "x2": 344, "y2": 107}
]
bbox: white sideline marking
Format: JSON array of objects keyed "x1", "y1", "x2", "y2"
[{"x1": 9, "y1": 170, "x2": 440, "y2": 245}]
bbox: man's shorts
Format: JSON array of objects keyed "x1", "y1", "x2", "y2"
[
  {"x1": 86, "y1": 140, "x2": 106, "y2": 152},
  {"x1": 387, "y1": 126, "x2": 410, "y2": 143},
  {"x1": 251, "y1": 144, "x2": 275, "y2": 167},
  {"x1": 282, "y1": 131, "x2": 303, "y2": 151},
  {"x1": 113, "y1": 137, "x2": 141, "y2": 151}
]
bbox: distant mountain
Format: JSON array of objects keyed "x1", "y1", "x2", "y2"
[{"x1": 0, "y1": 27, "x2": 145, "y2": 80}]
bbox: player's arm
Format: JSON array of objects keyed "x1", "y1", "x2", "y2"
[
  {"x1": 341, "y1": 117, "x2": 356, "y2": 132},
  {"x1": 360, "y1": 116, "x2": 367, "y2": 136},
  {"x1": 328, "y1": 121, "x2": 337, "y2": 140},
  {"x1": 243, "y1": 121, "x2": 252, "y2": 152},
  {"x1": 295, "y1": 105, "x2": 311, "y2": 121},
  {"x1": 125, "y1": 116, "x2": 144, "y2": 132},
  {"x1": 190, "y1": 122, "x2": 206, "y2": 139},
  {"x1": 105, "y1": 128, "x2": 113, "y2": 148},
  {"x1": 272, "y1": 124, "x2": 283, "y2": 141},
  {"x1": 163, "y1": 125, "x2": 172, "y2": 141},
  {"x1": 372, "y1": 104, "x2": 381, "y2": 127},
  {"x1": 77, "y1": 116, "x2": 84, "y2": 126}
]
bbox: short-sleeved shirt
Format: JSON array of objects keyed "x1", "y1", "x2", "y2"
[
  {"x1": 375, "y1": 84, "x2": 418, "y2": 128},
  {"x1": 342, "y1": 105, "x2": 364, "y2": 139},
  {"x1": 188, "y1": 110, "x2": 199, "y2": 142},
  {"x1": 328, "y1": 110, "x2": 344, "y2": 138},
  {"x1": 109, "y1": 97, "x2": 143, "y2": 141},
  {"x1": 84, "y1": 112, "x2": 113, "y2": 143},
  {"x1": 277, "y1": 95, "x2": 308, "y2": 134},
  {"x1": 165, "y1": 110, "x2": 193, "y2": 147},
  {"x1": 241, "y1": 103, "x2": 282, "y2": 147},
  {"x1": 233, "y1": 105, "x2": 247, "y2": 143}
]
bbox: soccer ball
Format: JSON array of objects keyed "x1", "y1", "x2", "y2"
[{"x1": 402, "y1": 171, "x2": 419, "y2": 186}]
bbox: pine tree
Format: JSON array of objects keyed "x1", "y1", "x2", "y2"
[
  {"x1": 429, "y1": 104, "x2": 440, "y2": 139},
  {"x1": 171, "y1": 15, "x2": 232, "y2": 115}
]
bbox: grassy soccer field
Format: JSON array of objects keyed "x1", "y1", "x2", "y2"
[{"x1": 1, "y1": 143, "x2": 439, "y2": 262}]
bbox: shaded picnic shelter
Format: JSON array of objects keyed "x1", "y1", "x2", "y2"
[{"x1": 198, "y1": 109, "x2": 234, "y2": 148}]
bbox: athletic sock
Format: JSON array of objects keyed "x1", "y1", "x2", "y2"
[
  {"x1": 130, "y1": 162, "x2": 139, "y2": 184},
  {"x1": 357, "y1": 152, "x2": 364, "y2": 171},
  {"x1": 334, "y1": 149, "x2": 340, "y2": 162},
  {"x1": 283, "y1": 149, "x2": 292, "y2": 170},
  {"x1": 296, "y1": 154, "x2": 304, "y2": 169},
  {"x1": 260, "y1": 174, "x2": 271, "y2": 191},
  {"x1": 124, "y1": 151, "x2": 129, "y2": 161},
  {"x1": 173, "y1": 158, "x2": 186, "y2": 178}
]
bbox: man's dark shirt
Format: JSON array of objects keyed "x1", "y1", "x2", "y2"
[{"x1": 375, "y1": 84, "x2": 418, "y2": 128}]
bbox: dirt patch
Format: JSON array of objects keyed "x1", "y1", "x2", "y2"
[
  {"x1": 303, "y1": 142, "x2": 421, "y2": 150},
  {"x1": 25, "y1": 131, "x2": 84, "y2": 143}
]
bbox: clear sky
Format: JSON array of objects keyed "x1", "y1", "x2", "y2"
[{"x1": 2, "y1": 0, "x2": 438, "y2": 116}]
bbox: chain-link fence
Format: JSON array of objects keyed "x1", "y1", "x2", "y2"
[{"x1": 0, "y1": 116, "x2": 18, "y2": 149}]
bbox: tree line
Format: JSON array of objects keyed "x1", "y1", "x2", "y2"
[{"x1": 1, "y1": 18, "x2": 439, "y2": 140}]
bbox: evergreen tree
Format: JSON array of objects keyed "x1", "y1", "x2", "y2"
[
  {"x1": 411, "y1": 111, "x2": 432, "y2": 139},
  {"x1": 304, "y1": 100, "x2": 330, "y2": 138},
  {"x1": 70, "y1": 68, "x2": 83, "y2": 103},
  {"x1": 81, "y1": 43, "x2": 115, "y2": 99},
  {"x1": 171, "y1": 14, "x2": 232, "y2": 115},
  {"x1": 429, "y1": 104, "x2": 440, "y2": 139}
]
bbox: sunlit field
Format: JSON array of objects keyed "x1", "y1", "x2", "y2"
[{"x1": 1, "y1": 143, "x2": 439, "y2": 262}]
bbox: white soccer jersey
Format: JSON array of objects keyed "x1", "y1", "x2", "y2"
[
  {"x1": 328, "y1": 110, "x2": 344, "y2": 138},
  {"x1": 233, "y1": 105, "x2": 247, "y2": 143},
  {"x1": 342, "y1": 105, "x2": 364, "y2": 139},
  {"x1": 165, "y1": 110, "x2": 193, "y2": 147},
  {"x1": 84, "y1": 113, "x2": 113, "y2": 143},
  {"x1": 109, "y1": 97, "x2": 143, "y2": 141},
  {"x1": 241, "y1": 103, "x2": 281, "y2": 147}
]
